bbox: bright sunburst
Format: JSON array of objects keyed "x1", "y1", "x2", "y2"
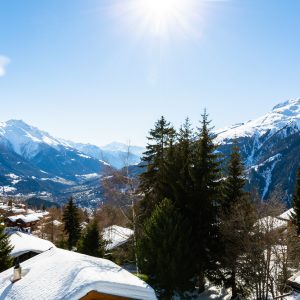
[
  {"x1": 135, "y1": 0, "x2": 187, "y2": 36},
  {"x1": 112, "y1": 0, "x2": 200, "y2": 40}
]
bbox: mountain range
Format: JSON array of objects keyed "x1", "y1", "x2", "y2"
[
  {"x1": 0, "y1": 120, "x2": 144, "y2": 207},
  {"x1": 216, "y1": 98, "x2": 300, "y2": 205},
  {"x1": 1, "y1": 98, "x2": 300, "y2": 207}
]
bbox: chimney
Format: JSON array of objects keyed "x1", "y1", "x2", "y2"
[{"x1": 11, "y1": 258, "x2": 22, "y2": 283}]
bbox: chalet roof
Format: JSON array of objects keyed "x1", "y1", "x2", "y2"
[
  {"x1": 8, "y1": 231, "x2": 55, "y2": 257},
  {"x1": 21, "y1": 214, "x2": 40, "y2": 223},
  {"x1": 255, "y1": 215, "x2": 286, "y2": 232},
  {"x1": 285, "y1": 293, "x2": 300, "y2": 299},
  {"x1": 287, "y1": 271, "x2": 300, "y2": 299},
  {"x1": 11, "y1": 208, "x2": 26, "y2": 214},
  {"x1": 103, "y1": 225, "x2": 134, "y2": 250},
  {"x1": 7, "y1": 214, "x2": 41, "y2": 223},
  {"x1": 0, "y1": 247, "x2": 157, "y2": 300},
  {"x1": 7, "y1": 214, "x2": 26, "y2": 222},
  {"x1": 277, "y1": 208, "x2": 295, "y2": 221},
  {"x1": 0, "y1": 204, "x2": 10, "y2": 211}
]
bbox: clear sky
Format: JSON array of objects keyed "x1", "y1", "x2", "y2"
[{"x1": 0, "y1": 0, "x2": 300, "y2": 146}]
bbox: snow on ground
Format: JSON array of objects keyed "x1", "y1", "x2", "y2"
[
  {"x1": 78, "y1": 153, "x2": 91, "y2": 159},
  {"x1": 261, "y1": 156, "x2": 281, "y2": 199},
  {"x1": 103, "y1": 225, "x2": 134, "y2": 251},
  {"x1": 8, "y1": 231, "x2": 55, "y2": 257},
  {"x1": 75, "y1": 173, "x2": 100, "y2": 180},
  {"x1": 287, "y1": 293, "x2": 300, "y2": 300},
  {"x1": 0, "y1": 247, "x2": 157, "y2": 300},
  {"x1": 0, "y1": 186, "x2": 17, "y2": 193},
  {"x1": 40, "y1": 177, "x2": 74, "y2": 185},
  {"x1": 172, "y1": 282, "x2": 231, "y2": 300},
  {"x1": 249, "y1": 154, "x2": 282, "y2": 172},
  {"x1": 99, "y1": 159, "x2": 111, "y2": 166}
]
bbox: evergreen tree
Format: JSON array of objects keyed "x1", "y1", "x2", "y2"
[
  {"x1": 222, "y1": 140, "x2": 246, "y2": 213},
  {"x1": 63, "y1": 197, "x2": 81, "y2": 250},
  {"x1": 168, "y1": 118, "x2": 194, "y2": 212},
  {"x1": 139, "y1": 116, "x2": 176, "y2": 221},
  {"x1": 79, "y1": 220, "x2": 105, "y2": 257},
  {"x1": 139, "y1": 198, "x2": 195, "y2": 299},
  {"x1": 292, "y1": 167, "x2": 300, "y2": 234},
  {"x1": 220, "y1": 196, "x2": 257, "y2": 299},
  {"x1": 0, "y1": 225, "x2": 13, "y2": 272},
  {"x1": 220, "y1": 143, "x2": 247, "y2": 299},
  {"x1": 188, "y1": 111, "x2": 222, "y2": 292}
]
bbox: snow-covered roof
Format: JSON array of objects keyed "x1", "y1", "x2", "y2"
[
  {"x1": 286, "y1": 293, "x2": 300, "y2": 300},
  {"x1": 8, "y1": 231, "x2": 55, "y2": 257},
  {"x1": 7, "y1": 213, "x2": 42, "y2": 223},
  {"x1": 7, "y1": 214, "x2": 25, "y2": 222},
  {"x1": 277, "y1": 208, "x2": 294, "y2": 221},
  {"x1": 20, "y1": 214, "x2": 40, "y2": 223},
  {"x1": 0, "y1": 204, "x2": 10, "y2": 211},
  {"x1": 0, "y1": 247, "x2": 157, "y2": 300},
  {"x1": 11, "y1": 208, "x2": 26, "y2": 214},
  {"x1": 287, "y1": 271, "x2": 300, "y2": 299},
  {"x1": 103, "y1": 225, "x2": 134, "y2": 251},
  {"x1": 53, "y1": 220, "x2": 62, "y2": 226},
  {"x1": 255, "y1": 216, "x2": 287, "y2": 232}
]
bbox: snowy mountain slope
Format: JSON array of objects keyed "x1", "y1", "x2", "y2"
[
  {"x1": 216, "y1": 98, "x2": 300, "y2": 204},
  {"x1": 216, "y1": 98, "x2": 300, "y2": 145},
  {"x1": 0, "y1": 120, "x2": 61, "y2": 159},
  {"x1": 0, "y1": 119, "x2": 145, "y2": 208},
  {"x1": 0, "y1": 120, "x2": 113, "y2": 205}
]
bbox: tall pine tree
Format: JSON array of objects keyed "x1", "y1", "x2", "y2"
[
  {"x1": 79, "y1": 220, "x2": 105, "y2": 257},
  {"x1": 220, "y1": 142, "x2": 247, "y2": 299},
  {"x1": 292, "y1": 167, "x2": 300, "y2": 234},
  {"x1": 222, "y1": 140, "x2": 246, "y2": 213},
  {"x1": 167, "y1": 118, "x2": 195, "y2": 212},
  {"x1": 63, "y1": 197, "x2": 81, "y2": 250},
  {"x1": 138, "y1": 198, "x2": 195, "y2": 299},
  {"x1": 0, "y1": 225, "x2": 13, "y2": 272},
  {"x1": 189, "y1": 111, "x2": 222, "y2": 292},
  {"x1": 139, "y1": 116, "x2": 176, "y2": 221}
]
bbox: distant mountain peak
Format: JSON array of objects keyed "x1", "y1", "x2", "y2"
[
  {"x1": 6, "y1": 119, "x2": 28, "y2": 126},
  {"x1": 272, "y1": 98, "x2": 300, "y2": 111},
  {"x1": 216, "y1": 98, "x2": 300, "y2": 143}
]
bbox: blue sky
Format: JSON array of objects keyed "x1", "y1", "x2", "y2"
[{"x1": 1, "y1": 0, "x2": 300, "y2": 146}]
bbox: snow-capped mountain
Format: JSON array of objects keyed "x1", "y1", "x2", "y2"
[
  {"x1": 216, "y1": 99, "x2": 300, "y2": 145},
  {"x1": 1, "y1": 98, "x2": 300, "y2": 207},
  {"x1": 0, "y1": 120, "x2": 114, "y2": 206},
  {"x1": 216, "y1": 98, "x2": 300, "y2": 204},
  {"x1": 0, "y1": 119, "x2": 145, "y2": 207},
  {"x1": 0, "y1": 120, "x2": 62, "y2": 159}
]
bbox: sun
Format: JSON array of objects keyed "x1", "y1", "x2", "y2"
[
  {"x1": 135, "y1": 0, "x2": 189, "y2": 37},
  {"x1": 110, "y1": 0, "x2": 202, "y2": 39},
  {"x1": 135, "y1": 0, "x2": 190, "y2": 36}
]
